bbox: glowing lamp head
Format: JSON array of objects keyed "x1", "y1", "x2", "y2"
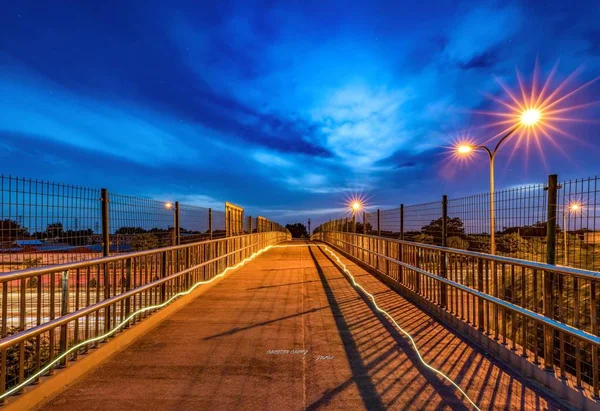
[
  {"x1": 569, "y1": 202, "x2": 581, "y2": 212},
  {"x1": 457, "y1": 144, "x2": 473, "y2": 155},
  {"x1": 352, "y1": 201, "x2": 362, "y2": 212},
  {"x1": 520, "y1": 108, "x2": 541, "y2": 126},
  {"x1": 165, "y1": 202, "x2": 173, "y2": 209}
]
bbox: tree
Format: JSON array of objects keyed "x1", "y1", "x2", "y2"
[
  {"x1": 421, "y1": 217, "x2": 465, "y2": 237},
  {"x1": 115, "y1": 226, "x2": 147, "y2": 235},
  {"x1": 131, "y1": 233, "x2": 159, "y2": 251},
  {"x1": 46, "y1": 222, "x2": 64, "y2": 239},
  {"x1": 447, "y1": 236, "x2": 469, "y2": 250},
  {"x1": 496, "y1": 232, "x2": 529, "y2": 254},
  {"x1": 285, "y1": 223, "x2": 308, "y2": 238},
  {"x1": 413, "y1": 233, "x2": 434, "y2": 244},
  {"x1": 0, "y1": 219, "x2": 29, "y2": 242},
  {"x1": 355, "y1": 221, "x2": 373, "y2": 233}
]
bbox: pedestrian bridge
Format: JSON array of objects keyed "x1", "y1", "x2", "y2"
[{"x1": 0, "y1": 232, "x2": 598, "y2": 410}]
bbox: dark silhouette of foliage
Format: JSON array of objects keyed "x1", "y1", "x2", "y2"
[
  {"x1": 447, "y1": 236, "x2": 469, "y2": 250},
  {"x1": 355, "y1": 221, "x2": 373, "y2": 233},
  {"x1": 0, "y1": 219, "x2": 29, "y2": 242},
  {"x1": 115, "y1": 226, "x2": 147, "y2": 235},
  {"x1": 285, "y1": 223, "x2": 308, "y2": 238},
  {"x1": 131, "y1": 233, "x2": 159, "y2": 251}
]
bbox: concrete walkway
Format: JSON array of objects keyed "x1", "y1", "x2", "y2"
[{"x1": 40, "y1": 242, "x2": 561, "y2": 410}]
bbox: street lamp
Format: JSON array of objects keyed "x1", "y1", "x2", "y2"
[
  {"x1": 456, "y1": 108, "x2": 542, "y2": 255},
  {"x1": 563, "y1": 202, "x2": 582, "y2": 265}
]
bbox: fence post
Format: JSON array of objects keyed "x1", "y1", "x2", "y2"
[
  {"x1": 363, "y1": 212, "x2": 366, "y2": 234},
  {"x1": 208, "y1": 208, "x2": 213, "y2": 239},
  {"x1": 399, "y1": 204, "x2": 404, "y2": 282},
  {"x1": 225, "y1": 208, "x2": 230, "y2": 237},
  {"x1": 400, "y1": 204, "x2": 404, "y2": 240},
  {"x1": 441, "y1": 195, "x2": 448, "y2": 309},
  {"x1": 59, "y1": 270, "x2": 69, "y2": 367},
  {"x1": 544, "y1": 174, "x2": 558, "y2": 370},
  {"x1": 174, "y1": 201, "x2": 180, "y2": 246},
  {"x1": 101, "y1": 188, "x2": 111, "y2": 334},
  {"x1": 547, "y1": 174, "x2": 558, "y2": 265},
  {"x1": 101, "y1": 188, "x2": 110, "y2": 257}
]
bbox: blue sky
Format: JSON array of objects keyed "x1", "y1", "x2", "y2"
[{"x1": 1, "y1": 1, "x2": 600, "y2": 225}]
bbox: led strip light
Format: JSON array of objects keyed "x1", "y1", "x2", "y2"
[
  {"x1": 0, "y1": 243, "x2": 276, "y2": 400},
  {"x1": 1, "y1": 242, "x2": 481, "y2": 410},
  {"x1": 319, "y1": 244, "x2": 481, "y2": 411}
]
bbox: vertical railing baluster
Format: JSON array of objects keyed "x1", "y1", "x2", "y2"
[
  {"x1": 591, "y1": 281, "x2": 598, "y2": 397},
  {"x1": 1, "y1": 282, "x2": 8, "y2": 402},
  {"x1": 59, "y1": 270, "x2": 69, "y2": 367}
]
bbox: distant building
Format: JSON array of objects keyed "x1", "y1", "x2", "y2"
[{"x1": 583, "y1": 232, "x2": 600, "y2": 244}]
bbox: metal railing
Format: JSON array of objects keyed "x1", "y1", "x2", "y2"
[
  {"x1": 313, "y1": 231, "x2": 600, "y2": 398},
  {"x1": 0, "y1": 231, "x2": 289, "y2": 400}
]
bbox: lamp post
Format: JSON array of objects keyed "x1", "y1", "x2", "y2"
[
  {"x1": 563, "y1": 202, "x2": 581, "y2": 266},
  {"x1": 456, "y1": 108, "x2": 541, "y2": 255},
  {"x1": 165, "y1": 202, "x2": 180, "y2": 246},
  {"x1": 350, "y1": 201, "x2": 362, "y2": 233}
]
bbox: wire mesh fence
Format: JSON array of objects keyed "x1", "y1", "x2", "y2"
[
  {"x1": 110, "y1": 193, "x2": 175, "y2": 251},
  {"x1": 0, "y1": 175, "x2": 288, "y2": 273},
  {"x1": 0, "y1": 177, "x2": 102, "y2": 270},
  {"x1": 314, "y1": 174, "x2": 600, "y2": 272},
  {"x1": 180, "y1": 205, "x2": 211, "y2": 244}
]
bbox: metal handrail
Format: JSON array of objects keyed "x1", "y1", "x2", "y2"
[
  {"x1": 0, "y1": 237, "x2": 277, "y2": 350},
  {"x1": 0, "y1": 232, "x2": 282, "y2": 282},
  {"x1": 318, "y1": 237, "x2": 600, "y2": 346},
  {"x1": 319, "y1": 231, "x2": 600, "y2": 281}
]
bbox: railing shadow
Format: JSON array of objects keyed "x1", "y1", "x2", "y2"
[
  {"x1": 309, "y1": 245, "x2": 469, "y2": 410},
  {"x1": 317, "y1": 244, "x2": 563, "y2": 410}
]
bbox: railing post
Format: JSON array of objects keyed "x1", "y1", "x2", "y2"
[
  {"x1": 59, "y1": 270, "x2": 69, "y2": 367},
  {"x1": 101, "y1": 188, "x2": 110, "y2": 257},
  {"x1": 477, "y1": 259, "x2": 484, "y2": 331},
  {"x1": 161, "y1": 251, "x2": 167, "y2": 303},
  {"x1": 441, "y1": 195, "x2": 448, "y2": 309},
  {"x1": 591, "y1": 281, "x2": 599, "y2": 397},
  {"x1": 208, "y1": 208, "x2": 213, "y2": 239},
  {"x1": 544, "y1": 174, "x2": 558, "y2": 370},
  {"x1": 0, "y1": 283, "x2": 7, "y2": 402},
  {"x1": 124, "y1": 257, "x2": 132, "y2": 325}
]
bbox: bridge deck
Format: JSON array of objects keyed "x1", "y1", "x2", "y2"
[{"x1": 41, "y1": 242, "x2": 561, "y2": 410}]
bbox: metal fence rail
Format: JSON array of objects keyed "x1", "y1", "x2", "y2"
[
  {"x1": 313, "y1": 231, "x2": 600, "y2": 398},
  {"x1": 0, "y1": 231, "x2": 289, "y2": 400},
  {"x1": 0, "y1": 175, "x2": 289, "y2": 272}
]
